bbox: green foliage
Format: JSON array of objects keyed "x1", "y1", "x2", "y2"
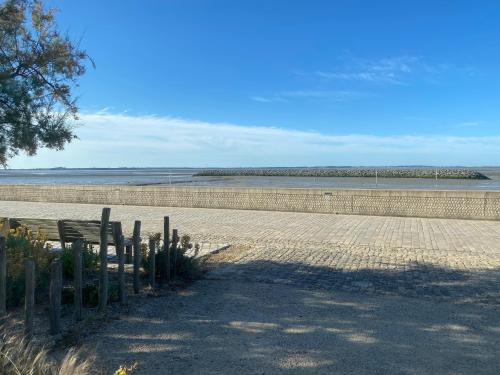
[
  {"x1": 174, "y1": 234, "x2": 201, "y2": 280},
  {"x1": 80, "y1": 280, "x2": 119, "y2": 307},
  {"x1": 60, "y1": 241, "x2": 98, "y2": 278},
  {"x1": 0, "y1": 0, "x2": 91, "y2": 165},
  {"x1": 5, "y1": 225, "x2": 55, "y2": 307},
  {"x1": 142, "y1": 233, "x2": 202, "y2": 282},
  {"x1": 81, "y1": 281, "x2": 98, "y2": 307},
  {"x1": 108, "y1": 283, "x2": 120, "y2": 303}
]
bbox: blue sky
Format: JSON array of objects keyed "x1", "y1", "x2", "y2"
[{"x1": 11, "y1": 0, "x2": 500, "y2": 167}]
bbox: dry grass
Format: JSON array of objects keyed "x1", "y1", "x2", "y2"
[{"x1": 0, "y1": 333, "x2": 94, "y2": 375}]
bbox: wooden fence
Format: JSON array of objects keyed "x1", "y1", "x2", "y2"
[{"x1": 0, "y1": 207, "x2": 180, "y2": 337}]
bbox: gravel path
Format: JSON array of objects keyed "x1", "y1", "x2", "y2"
[{"x1": 85, "y1": 278, "x2": 500, "y2": 375}]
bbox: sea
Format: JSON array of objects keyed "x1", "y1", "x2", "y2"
[{"x1": 1, "y1": 167, "x2": 500, "y2": 191}]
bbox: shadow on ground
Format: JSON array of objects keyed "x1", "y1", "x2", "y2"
[
  {"x1": 88, "y1": 260, "x2": 500, "y2": 375},
  {"x1": 208, "y1": 259, "x2": 500, "y2": 304}
]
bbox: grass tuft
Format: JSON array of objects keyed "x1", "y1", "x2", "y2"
[{"x1": 0, "y1": 332, "x2": 94, "y2": 375}]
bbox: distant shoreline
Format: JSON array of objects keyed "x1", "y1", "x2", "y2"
[{"x1": 0, "y1": 167, "x2": 498, "y2": 190}]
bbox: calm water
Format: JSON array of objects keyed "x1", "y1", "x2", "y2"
[{"x1": 1, "y1": 167, "x2": 500, "y2": 191}]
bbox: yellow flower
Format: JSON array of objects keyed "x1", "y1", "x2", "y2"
[{"x1": 114, "y1": 362, "x2": 138, "y2": 374}]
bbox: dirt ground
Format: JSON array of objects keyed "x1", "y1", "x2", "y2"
[{"x1": 79, "y1": 246, "x2": 500, "y2": 375}]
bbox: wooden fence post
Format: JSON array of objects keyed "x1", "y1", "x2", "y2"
[
  {"x1": 112, "y1": 221, "x2": 123, "y2": 258},
  {"x1": 74, "y1": 240, "x2": 83, "y2": 321},
  {"x1": 163, "y1": 216, "x2": 170, "y2": 282},
  {"x1": 25, "y1": 260, "x2": 35, "y2": 337},
  {"x1": 0, "y1": 236, "x2": 6, "y2": 316},
  {"x1": 125, "y1": 244, "x2": 132, "y2": 264},
  {"x1": 57, "y1": 220, "x2": 66, "y2": 250},
  {"x1": 49, "y1": 259, "x2": 62, "y2": 335},
  {"x1": 133, "y1": 220, "x2": 141, "y2": 294},
  {"x1": 99, "y1": 207, "x2": 111, "y2": 313},
  {"x1": 172, "y1": 229, "x2": 178, "y2": 279},
  {"x1": 149, "y1": 237, "x2": 155, "y2": 289},
  {"x1": 118, "y1": 235, "x2": 127, "y2": 304},
  {"x1": 112, "y1": 222, "x2": 127, "y2": 304}
]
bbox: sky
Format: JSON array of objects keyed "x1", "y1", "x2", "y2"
[{"x1": 10, "y1": 0, "x2": 500, "y2": 168}]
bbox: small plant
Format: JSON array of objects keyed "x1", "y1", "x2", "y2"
[
  {"x1": 142, "y1": 233, "x2": 201, "y2": 282},
  {"x1": 114, "y1": 362, "x2": 139, "y2": 375},
  {"x1": 75, "y1": 280, "x2": 120, "y2": 307},
  {"x1": 108, "y1": 283, "x2": 120, "y2": 303},
  {"x1": 60, "y1": 242, "x2": 99, "y2": 278},
  {"x1": 174, "y1": 235, "x2": 201, "y2": 280},
  {"x1": 140, "y1": 232, "x2": 161, "y2": 271},
  {"x1": 5, "y1": 226, "x2": 55, "y2": 307}
]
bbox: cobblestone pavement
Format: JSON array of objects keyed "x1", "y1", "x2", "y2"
[
  {"x1": 2, "y1": 200, "x2": 500, "y2": 301},
  {"x1": 206, "y1": 243, "x2": 500, "y2": 303}
]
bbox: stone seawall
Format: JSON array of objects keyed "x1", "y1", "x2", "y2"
[{"x1": 0, "y1": 184, "x2": 499, "y2": 220}]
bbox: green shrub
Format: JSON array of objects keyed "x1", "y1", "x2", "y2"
[
  {"x1": 173, "y1": 235, "x2": 201, "y2": 280},
  {"x1": 80, "y1": 280, "x2": 119, "y2": 306},
  {"x1": 60, "y1": 241, "x2": 99, "y2": 278},
  {"x1": 82, "y1": 281, "x2": 99, "y2": 307},
  {"x1": 108, "y1": 283, "x2": 120, "y2": 303},
  {"x1": 5, "y1": 226, "x2": 55, "y2": 307},
  {"x1": 142, "y1": 233, "x2": 201, "y2": 282}
]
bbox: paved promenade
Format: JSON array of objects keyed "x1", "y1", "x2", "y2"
[
  {"x1": 2, "y1": 200, "x2": 500, "y2": 251},
  {"x1": 2, "y1": 200, "x2": 500, "y2": 301}
]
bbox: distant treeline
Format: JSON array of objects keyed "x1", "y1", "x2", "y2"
[{"x1": 195, "y1": 168, "x2": 490, "y2": 180}]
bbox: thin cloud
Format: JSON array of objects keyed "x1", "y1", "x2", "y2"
[
  {"x1": 280, "y1": 90, "x2": 368, "y2": 101},
  {"x1": 249, "y1": 96, "x2": 282, "y2": 103},
  {"x1": 455, "y1": 121, "x2": 481, "y2": 128},
  {"x1": 9, "y1": 112, "x2": 500, "y2": 168},
  {"x1": 312, "y1": 56, "x2": 446, "y2": 85},
  {"x1": 251, "y1": 90, "x2": 369, "y2": 103}
]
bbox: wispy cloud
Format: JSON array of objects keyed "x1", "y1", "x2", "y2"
[
  {"x1": 251, "y1": 55, "x2": 443, "y2": 104},
  {"x1": 249, "y1": 96, "x2": 285, "y2": 103},
  {"x1": 250, "y1": 90, "x2": 368, "y2": 103},
  {"x1": 454, "y1": 121, "x2": 481, "y2": 128},
  {"x1": 312, "y1": 56, "x2": 445, "y2": 85},
  {"x1": 280, "y1": 90, "x2": 368, "y2": 100},
  {"x1": 9, "y1": 111, "x2": 500, "y2": 168}
]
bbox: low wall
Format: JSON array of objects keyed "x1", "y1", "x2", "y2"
[{"x1": 0, "y1": 184, "x2": 499, "y2": 220}]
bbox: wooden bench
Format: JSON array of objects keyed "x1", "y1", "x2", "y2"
[{"x1": 7, "y1": 218, "x2": 131, "y2": 249}]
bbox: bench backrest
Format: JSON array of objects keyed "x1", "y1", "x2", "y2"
[
  {"x1": 8, "y1": 218, "x2": 61, "y2": 241},
  {"x1": 8, "y1": 218, "x2": 119, "y2": 245},
  {"x1": 61, "y1": 220, "x2": 117, "y2": 245}
]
